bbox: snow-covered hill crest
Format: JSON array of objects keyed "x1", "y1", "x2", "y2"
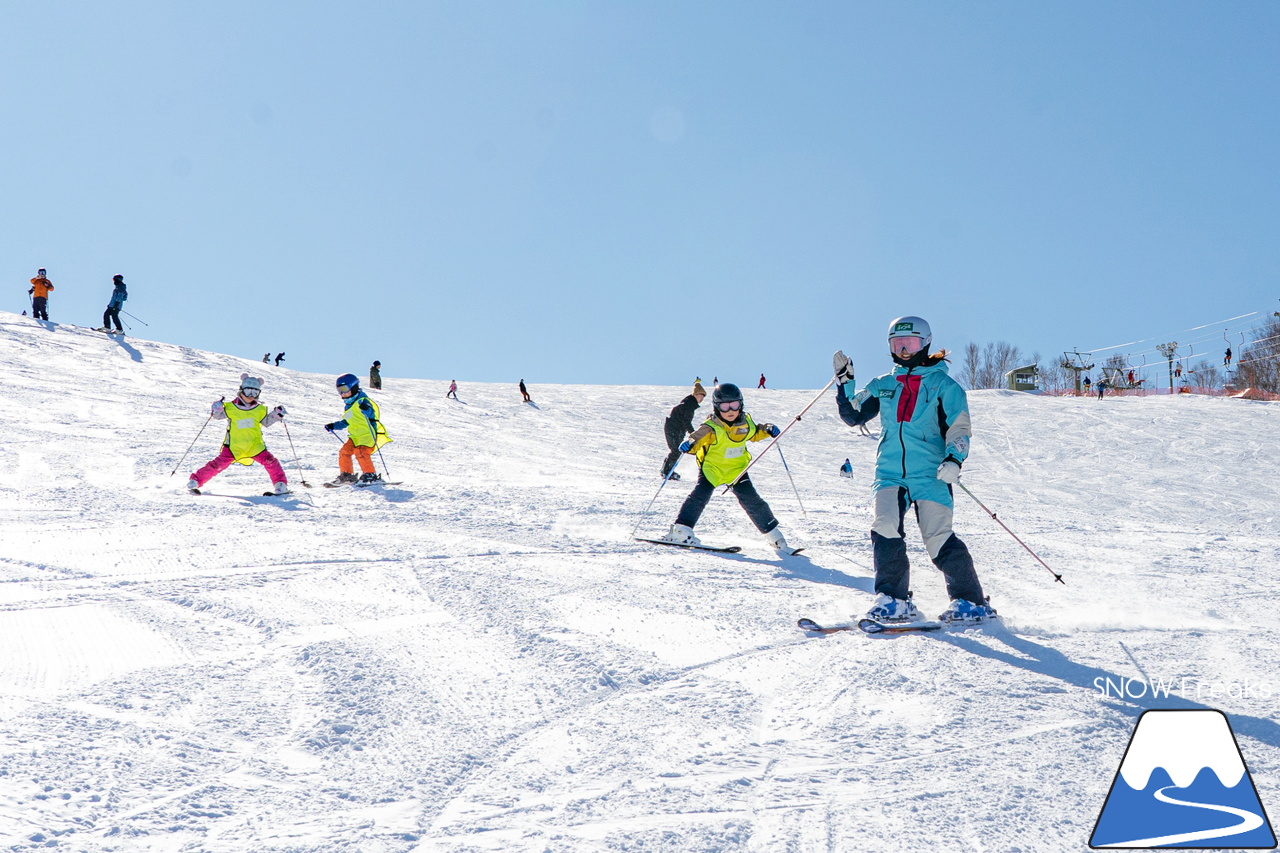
[{"x1": 2, "y1": 311, "x2": 1279, "y2": 852}]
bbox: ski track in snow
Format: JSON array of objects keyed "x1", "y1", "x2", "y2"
[{"x1": 1, "y1": 313, "x2": 1279, "y2": 851}]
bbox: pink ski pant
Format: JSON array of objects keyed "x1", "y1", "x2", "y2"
[{"x1": 192, "y1": 445, "x2": 287, "y2": 487}]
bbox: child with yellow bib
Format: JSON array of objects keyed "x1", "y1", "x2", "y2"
[
  {"x1": 188, "y1": 374, "x2": 289, "y2": 494},
  {"x1": 661, "y1": 383, "x2": 796, "y2": 554}
]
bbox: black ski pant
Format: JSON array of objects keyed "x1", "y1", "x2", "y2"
[
  {"x1": 676, "y1": 470, "x2": 778, "y2": 534},
  {"x1": 870, "y1": 486, "x2": 984, "y2": 604},
  {"x1": 32, "y1": 297, "x2": 48, "y2": 320},
  {"x1": 103, "y1": 307, "x2": 123, "y2": 331},
  {"x1": 660, "y1": 419, "x2": 686, "y2": 477}
]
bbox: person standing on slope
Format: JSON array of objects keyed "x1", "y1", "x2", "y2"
[
  {"x1": 832, "y1": 316, "x2": 995, "y2": 625},
  {"x1": 519, "y1": 379, "x2": 532, "y2": 403},
  {"x1": 101, "y1": 275, "x2": 127, "y2": 333},
  {"x1": 757, "y1": 373, "x2": 766, "y2": 389},
  {"x1": 446, "y1": 380, "x2": 458, "y2": 400},
  {"x1": 28, "y1": 269, "x2": 53, "y2": 320},
  {"x1": 661, "y1": 383, "x2": 796, "y2": 555},
  {"x1": 188, "y1": 374, "x2": 290, "y2": 495},
  {"x1": 274, "y1": 352, "x2": 285, "y2": 366},
  {"x1": 325, "y1": 373, "x2": 391, "y2": 485},
  {"x1": 370, "y1": 360, "x2": 382, "y2": 390},
  {"x1": 659, "y1": 381, "x2": 706, "y2": 480}
]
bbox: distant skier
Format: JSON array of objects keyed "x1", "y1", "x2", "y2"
[
  {"x1": 1174, "y1": 364, "x2": 1183, "y2": 380},
  {"x1": 101, "y1": 275, "x2": 127, "y2": 333},
  {"x1": 659, "y1": 381, "x2": 706, "y2": 480},
  {"x1": 1082, "y1": 375, "x2": 1091, "y2": 395},
  {"x1": 519, "y1": 379, "x2": 532, "y2": 403},
  {"x1": 187, "y1": 374, "x2": 289, "y2": 495},
  {"x1": 325, "y1": 373, "x2": 391, "y2": 485},
  {"x1": 446, "y1": 380, "x2": 458, "y2": 400},
  {"x1": 262, "y1": 353, "x2": 270, "y2": 363},
  {"x1": 370, "y1": 361, "x2": 382, "y2": 390},
  {"x1": 28, "y1": 269, "x2": 53, "y2": 320},
  {"x1": 1127, "y1": 369, "x2": 1135, "y2": 386},
  {"x1": 839, "y1": 458, "x2": 853, "y2": 478},
  {"x1": 758, "y1": 373, "x2": 766, "y2": 389},
  {"x1": 1224, "y1": 347, "x2": 1232, "y2": 367},
  {"x1": 274, "y1": 352, "x2": 285, "y2": 366},
  {"x1": 660, "y1": 382, "x2": 796, "y2": 555},
  {"x1": 832, "y1": 316, "x2": 995, "y2": 626},
  {"x1": 1097, "y1": 380, "x2": 1106, "y2": 399}
]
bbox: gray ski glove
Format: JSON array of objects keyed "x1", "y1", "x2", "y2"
[{"x1": 832, "y1": 350, "x2": 854, "y2": 384}]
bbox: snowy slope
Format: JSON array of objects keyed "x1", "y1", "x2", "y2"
[{"x1": 2, "y1": 310, "x2": 1279, "y2": 852}]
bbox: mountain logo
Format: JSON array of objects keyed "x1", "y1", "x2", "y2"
[{"x1": 1091, "y1": 710, "x2": 1276, "y2": 849}]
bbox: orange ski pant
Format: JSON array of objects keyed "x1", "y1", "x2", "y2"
[{"x1": 338, "y1": 440, "x2": 376, "y2": 474}]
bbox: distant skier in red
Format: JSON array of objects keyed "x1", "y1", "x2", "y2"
[{"x1": 757, "y1": 374, "x2": 766, "y2": 389}]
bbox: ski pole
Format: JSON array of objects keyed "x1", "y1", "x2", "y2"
[
  {"x1": 957, "y1": 482, "x2": 1065, "y2": 585},
  {"x1": 631, "y1": 455, "x2": 682, "y2": 537},
  {"x1": 122, "y1": 310, "x2": 148, "y2": 326},
  {"x1": 279, "y1": 418, "x2": 311, "y2": 487},
  {"x1": 775, "y1": 442, "x2": 807, "y2": 519},
  {"x1": 170, "y1": 398, "x2": 223, "y2": 476},
  {"x1": 722, "y1": 375, "x2": 838, "y2": 493}
]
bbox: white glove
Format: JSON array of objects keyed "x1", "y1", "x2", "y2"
[
  {"x1": 937, "y1": 460, "x2": 961, "y2": 484},
  {"x1": 832, "y1": 350, "x2": 854, "y2": 384},
  {"x1": 210, "y1": 400, "x2": 223, "y2": 416}
]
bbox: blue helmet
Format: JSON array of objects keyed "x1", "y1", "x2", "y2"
[{"x1": 336, "y1": 373, "x2": 360, "y2": 394}]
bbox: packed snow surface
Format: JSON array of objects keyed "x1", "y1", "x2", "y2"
[{"x1": 2, "y1": 311, "x2": 1279, "y2": 852}]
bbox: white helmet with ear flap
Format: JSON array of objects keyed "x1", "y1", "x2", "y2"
[
  {"x1": 887, "y1": 316, "x2": 932, "y2": 352},
  {"x1": 239, "y1": 373, "x2": 263, "y2": 394}
]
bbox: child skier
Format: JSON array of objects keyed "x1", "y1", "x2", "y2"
[
  {"x1": 188, "y1": 374, "x2": 289, "y2": 495},
  {"x1": 839, "y1": 458, "x2": 853, "y2": 478},
  {"x1": 661, "y1": 382, "x2": 795, "y2": 554},
  {"x1": 832, "y1": 316, "x2": 995, "y2": 625},
  {"x1": 101, "y1": 275, "x2": 127, "y2": 333},
  {"x1": 325, "y1": 373, "x2": 391, "y2": 485}
]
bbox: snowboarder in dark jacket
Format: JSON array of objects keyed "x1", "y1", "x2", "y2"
[{"x1": 660, "y1": 382, "x2": 706, "y2": 479}]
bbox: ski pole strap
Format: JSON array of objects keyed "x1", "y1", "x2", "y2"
[
  {"x1": 957, "y1": 483, "x2": 1065, "y2": 585},
  {"x1": 722, "y1": 375, "x2": 837, "y2": 493}
]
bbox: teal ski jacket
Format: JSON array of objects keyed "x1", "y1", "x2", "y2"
[{"x1": 836, "y1": 359, "x2": 972, "y2": 507}]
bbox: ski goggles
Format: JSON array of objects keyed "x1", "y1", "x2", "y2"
[
  {"x1": 337, "y1": 385, "x2": 356, "y2": 397},
  {"x1": 716, "y1": 401, "x2": 742, "y2": 413},
  {"x1": 240, "y1": 386, "x2": 261, "y2": 398},
  {"x1": 890, "y1": 335, "x2": 925, "y2": 355}
]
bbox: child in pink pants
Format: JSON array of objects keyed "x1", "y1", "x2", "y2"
[{"x1": 188, "y1": 374, "x2": 290, "y2": 494}]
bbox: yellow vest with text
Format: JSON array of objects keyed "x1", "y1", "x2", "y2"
[
  {"x1": 697, "y1": 413, "x2": 757, "y2": 486},
  {"x1": 345, "y1": 396, "x2": 392, "y2": 449},
  {"x1": 222, "y1": 401, "x2": 267, "y2": 464}
]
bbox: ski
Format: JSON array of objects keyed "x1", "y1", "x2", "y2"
[
  {"x1": 355, "y1": 480, "x2": 402, "y2": 488},
  {"x1": 189, "y1": 489, "x2": 291, "y2": 499},
  {"x1": 797, "y1": 617, "x2": 942, "y2": 635},
  {"x1": 633, "y1": 537, "x2": 741, "y2": 554},
  {"x1": 796, "y1": 618, "x2": 857, "y2": 634},
  {"x1": 857, "y1": 618, "x2": 944, "y2": 635}
]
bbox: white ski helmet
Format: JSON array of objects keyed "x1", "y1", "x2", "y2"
[
  {"x1": 887, "y1": 316, "x2": 932, "y2": 352},
  {"x1": 239, "y1": 373, "x2": 264, "y2": 395}
]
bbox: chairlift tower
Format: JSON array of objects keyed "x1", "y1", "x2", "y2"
[
  {"x1": 1061, "y1": 350, "x2": 1095, "y2": 395},
  {"x1": 1156, "y1": 341, "x2": 1179, "y2": 394}
]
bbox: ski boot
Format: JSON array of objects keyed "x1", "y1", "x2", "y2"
[
  {"x1": 327, "y1": 472, "x2": 359, "y2": 487},
  {"x1": 272, "y1": 481, "x2": 291, "y2": 495},
  {"x1": 763, "y1": 527, "x2": 798, "y2": 556},
  {"x1": 938, "y1": 598, "x2": 997, "y2": 626},
  {"x1": 864, "y1": 593, "x2": 921, "y2": 624},
  {"x1": 358, "y1": 472, "x2": 383, "y2": 485},
  {"x1": 660, "y1": 523, "x2": 701, "y2": 547}
]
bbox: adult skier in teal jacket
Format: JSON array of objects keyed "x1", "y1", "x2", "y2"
[{"x1": 834, "y1": 316, "x2": 995, "y2": 626}]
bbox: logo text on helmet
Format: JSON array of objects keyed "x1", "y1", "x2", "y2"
[{"x1": 893, "y1": 322, "x2": 914, "y2": 333}]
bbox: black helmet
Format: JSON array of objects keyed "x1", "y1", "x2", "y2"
[{"x1": 712, "y1": 383, "x2": 743, "y2": 406}]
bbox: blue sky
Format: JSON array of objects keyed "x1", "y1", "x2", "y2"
[{"x1": 3, "y1": 2, "x2": 1278, "y2": 390}]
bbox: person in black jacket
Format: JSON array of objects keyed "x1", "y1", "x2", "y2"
[{"x1": 659, "y1": 381, "x2": 706, "y2": 480}]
